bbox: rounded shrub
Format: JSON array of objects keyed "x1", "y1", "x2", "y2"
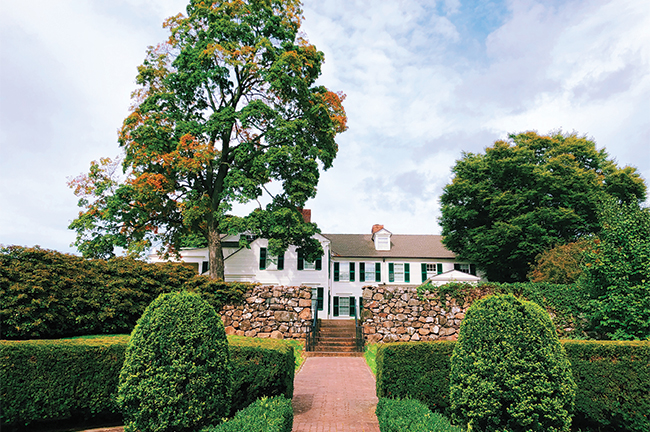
[
  {"x1": 117, "y1": 291, "x2": 231, "y2": 432},
  {"x1": 450, "y1": 294, "x2": 576, "y2": 432}
]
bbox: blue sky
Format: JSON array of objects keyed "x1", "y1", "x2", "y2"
[{"x1": 1, "y1": 0, "x2": 649, "y2": 254}]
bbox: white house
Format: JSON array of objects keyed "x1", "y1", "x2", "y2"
[{"x1": 149, "y1": 223, "x2": 482, "y2": 319}]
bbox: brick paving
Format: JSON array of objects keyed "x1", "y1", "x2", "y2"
[{"x1": 292, "y1": 357, "x2": 380, "y2": 432}]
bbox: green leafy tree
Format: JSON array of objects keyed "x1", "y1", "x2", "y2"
[
  {"x1": 117, "y1": 291, "x2": 231, "y2": 432},
  {"x1": 439, "y1": 131, "x2": 646, "y2": 282},
  {"x1": 581, "y1": 198, "x2": 650, "y2": 340},
  {"x1": 69, "y1": 0, "x2": 347, "y2": 279},
  {"x1": 450, "y1": 294, "x2": 576, "y2": 432}
]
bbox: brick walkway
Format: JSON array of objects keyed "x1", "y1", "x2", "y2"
[{"x1": 292, "y1": 357, "x2": 380, "y2": 432}]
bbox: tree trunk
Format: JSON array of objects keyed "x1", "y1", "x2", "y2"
[{"x1": 207, "y1": 226, "x2": 225, "y2": 280}]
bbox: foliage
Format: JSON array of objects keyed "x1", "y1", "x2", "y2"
[
  {"x1": 1, "y1": 334, "x2": 299, "y2": 429},
  {"x1": 564, "y1": 340, "x2": 650, "y2": 432},
  {"x1": 580, "y1": 198, "x2": 650, "y2": 340},
  {"x1": 415, "y1": 281, "x2": 591, "y2": 339},
  {"x1": 439, "y1": 131, "x2": 647, "y2": 282},
  {"x1": 228, "y1": 334, "x2": 305, "y2": 371},
  {"x1": 528, "y1": 240, "x2": 588, "y2": 284},
  {"x1": 376, "y1": 341, "x2": 456, "y2": 417},
  {"x1": 0, "y1": 335, "x2": 128, "y2": 428},
  {"x1": 201, "y1": 396, "x2": 293, "y2": 432},
  {"x1": 450, "y1": 294, "x2": 576, "y2": 432},
  {"x1": 227, "y1": 337, "x2": 295, "y2": 416},
  {"x1": 375, "y1": 398, "x2": 462, "y2": 432},
  {"x1": 375, "y1": 340, "x2": 649, "y2": 432},
  {"x1": 68, "y1": 0, "x2": 347, "y2": 280},
  {"x1": 0, "y1": 245, "x2": 248, "y2": 339},
  {"x1": 117, "y1": 291, "x2": 231, "y2": 432}
]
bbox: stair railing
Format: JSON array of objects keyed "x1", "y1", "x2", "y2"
[
  {"x1": 354, "y1": 303, "x2": 364, "y2": 353},
  {"x1": 306, "y1": 306, "x2": 319, "y2": 352}
]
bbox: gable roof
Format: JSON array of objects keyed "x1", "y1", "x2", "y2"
[{"x1": 322, "y1": 234, "x2": 456, "y2": 259}]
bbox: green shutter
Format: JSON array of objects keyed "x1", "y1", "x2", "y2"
[
  {"x1": 389, "y1": 263, "x2": 394, "y2": 282},
  {"x1": 334, "y1": 262, "x2": 340, "y2": 281},
  {"x1": 350, "y1": 262, "x2": 355, "y2": 282},
  {"x1": 259, "y1": 247, "x2": 267, "y2": 270},
  {"x1": 297, "y1": 250, "x2": 304, "y2": 270},
  {"x1": 333, "y1": 296, "x2": 339, "y2": 317},
  {"x1": 405, "y1": 263, "x2": 410, "y2": 283},
  {"x1": 470, "y1": 264, "x2": 477, "y2": 276},
  {"x1": 350, "y1": 296, "x2": 356, "y2": 318},
  {"x1": 359, "y1": 263, "x2": 365, "y2": 282},
  {"x1": 421, "y1": 263, "x2": 427, "y2": 282},
  {"x1": 277, "y1": 253, "x2": 284, "y2": 270},
  {"x1": 375, "y1": 263, "x2": 381, "y2": 282},
  {"x1": 315, "y1": 257, "x2": 322, "y2": 270},
  {"x1": 437, "y1": 263, "x2": 443, "y2": 274},
  {"x1": 317, "y1": 287, "x2": 324, "y2": 311}
]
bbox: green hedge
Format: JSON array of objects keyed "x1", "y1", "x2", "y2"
[
  {"x1": 0, "y1": 245, "x2": 248, "y2": 339},
  {"x1": 564, "y1": 340, "x2": 650, "y2": 432},
  {"x1": 202, "y1": 396, "x2": 293, "y2": 432},
  {"x1": 376, "y1": 340, "x2": 650, "y2": 432},
  {"x1": 375, "y1": 398, "x2": 461, "y2": 432},
  {"x1": 1, "y1": 335, "x2": 295, "y2": 429},
  {"x1": 376, "y1": 341, "x2": 455, "y2": 416},
  {"x1": 229, "y1": 338, "x2": 295, "y2": 416}
]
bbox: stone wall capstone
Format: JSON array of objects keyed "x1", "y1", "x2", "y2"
[
  {"x1": 361, "y1": 285, "x2": 467, "y2": 343},
  {"x1": 220, "y1": 285, "x2": 312, "y2": 339}
]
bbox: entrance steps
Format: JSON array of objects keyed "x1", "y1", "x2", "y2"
[{"x1": 307, "y1": 319, "x2": 363, "y2": 357}]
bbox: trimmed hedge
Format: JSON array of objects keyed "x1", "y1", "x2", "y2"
[
  {"x1": 202, "y1": 396, "x2": 293, "y2": 432},
  {"x1": 0, "y1": 245, "x2": 248, "y2": 339},
  {"x1": 1, "y1": 335, "x2": 295, "y2": 429},
  {"x1": 0, "y1": 336, "x2": 128, "y2": 428},
  {"x1": 376, "y1": 341, "x2": 455, "y2": 416},
  {"x1": 117, "y1": 291, "x2": 231, "y2": 432},
  {"x1": 375, "y1": 398, "x2": 461, "y2": 432},
  {"x1": 376, "y1": 340, "x2": 650, "y2": 432},
  {"x1": 229, "y1": 338, "x2": 295, "y2": 416},
  {"x1": 564, "y1": 340, "x2": 650, "y2": 432}
]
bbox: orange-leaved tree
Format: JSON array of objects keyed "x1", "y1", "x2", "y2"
[{"x1": 69, "y1": 0, "x2": 347, "y2": 279}]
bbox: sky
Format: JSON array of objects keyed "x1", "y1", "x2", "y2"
[{"x1": 1, "y1": 0, "x2": 649, "y2": 255}]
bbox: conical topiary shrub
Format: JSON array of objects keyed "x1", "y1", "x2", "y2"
[
  {"x1": 117, "y1": 290, "x2": 231, "y2": 432},
  {"x1": 450, "y1": 294, "x2": 575, "y2": 432}
]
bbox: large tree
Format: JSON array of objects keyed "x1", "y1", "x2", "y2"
[
  {"x1": 439, "y1": 131, "x2": 646, "y2": 282},
  {"x1": 69, "y1": 0, "x2": 347, "y2": 279}
]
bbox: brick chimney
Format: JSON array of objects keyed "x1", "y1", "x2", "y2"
[
  {"x1": 371, "y1": 224, "x2": 384, "y2": 234},
  {"x1": 300, "y1": 208, "x2": 311, "y2": 223}
]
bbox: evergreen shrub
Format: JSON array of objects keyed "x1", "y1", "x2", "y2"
[
  {"x1": 450, "y1": 294, "x2": 576, "y2": 432},
  {"x1": 229, "y1": 338, "x2": 295, "y2": 415},
  {"x1": 376, "y1": 340, "x2": 650, "y2": 432},
  {"x1": 565, "y1": 340, "x2": 650, "y2": 432},
  {"x1": 376, "y1": 341, "x2": 455, "y2": 416},
  {"x1": 0, "y1": 245, "x2": 247, "y2": 339},
  {"x1": 202, "y1": 396, "x2": 293, "y2": 432},
  {"x1": 1, "y1": 335, "x2": 296, "y2": 429},
  {"x1": 375, "y1": 398, "x2": 461, "y2": 432},
  {"x1": 117, "y1": 291, "x2": 231, "y2": 432},
  {"x1": 0, "y1": 336, "x2": 127, "y2": 429}
]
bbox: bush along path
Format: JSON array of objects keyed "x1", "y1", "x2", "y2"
[{"x1": 292, "y1": 357, "x2": 380, "y2": 432}]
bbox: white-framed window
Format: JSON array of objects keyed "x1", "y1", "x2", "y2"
[
  {"x1": 375, "y1": 235, "x2": 390, "y2": 250},
  {"x1": 334, "y1": 262, "x2": 356, "y2": 282},
  {"x1": 388, "y1": 263, "x2": 410, "y2": 283}
]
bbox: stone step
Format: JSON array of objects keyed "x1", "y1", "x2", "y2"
[
  {"x1": 318, "y1": 330, "x2": 357, "y2": 337},
  {"x1": 305, "y1": 351, "x2": 364, "y2": 357}
]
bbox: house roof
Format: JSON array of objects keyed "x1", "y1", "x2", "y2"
[{"x1": 322, "y1": 234, "x2": 456, "y2": 259}]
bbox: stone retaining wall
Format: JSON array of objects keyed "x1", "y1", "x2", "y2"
[
  {"x1": 361, "y1": 285, "x2": 467, "y2": 343},
  {"x1": 220, "y1": 285, "x2": 313, "y2": 339}
]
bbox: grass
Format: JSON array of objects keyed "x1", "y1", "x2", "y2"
[{"x1": 364, "y1": 343, "x2": 378, "y2": 375}]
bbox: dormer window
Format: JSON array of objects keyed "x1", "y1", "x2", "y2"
[
  {"x1": 375, "y1": 235, "x2": 390, "y2": 250},
  {"x1": 371, "y1": 225, "x2": 392, "y2": 251}
]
